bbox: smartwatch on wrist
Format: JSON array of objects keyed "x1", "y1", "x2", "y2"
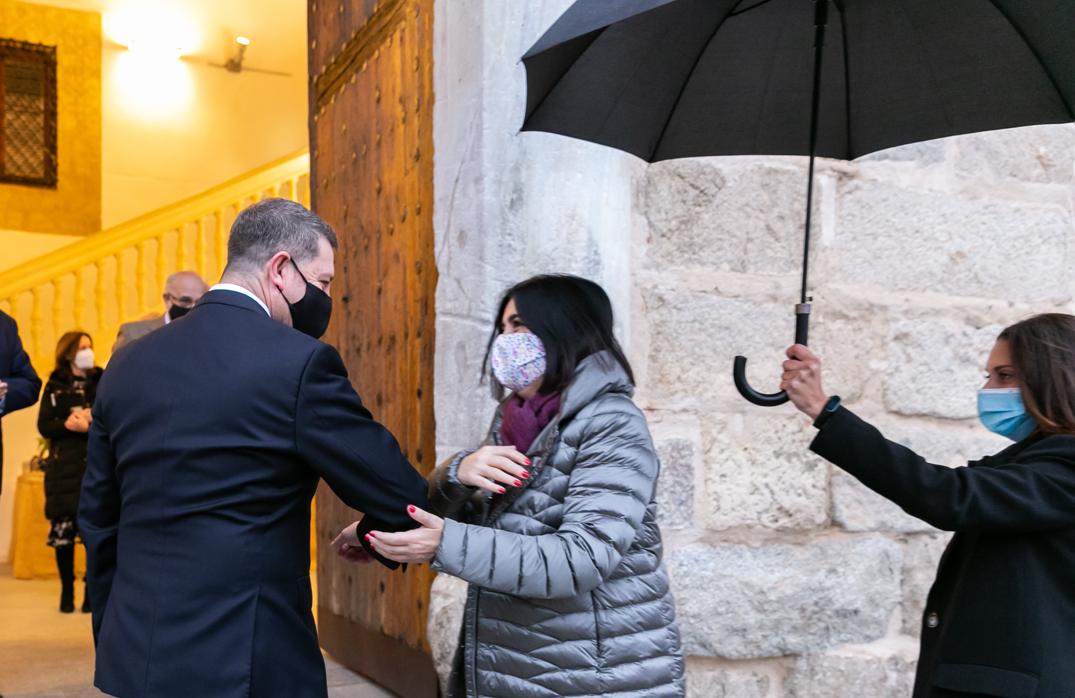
[{"x1": 812, "y1": 395, "x2": 842, "y2": 429}]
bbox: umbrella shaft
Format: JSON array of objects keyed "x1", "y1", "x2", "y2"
[{"x1": 802, "y1": 0, "x2": 829, "y2": 305}]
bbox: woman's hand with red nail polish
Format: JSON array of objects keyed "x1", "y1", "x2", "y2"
[
  {"x1": 457, "y1": 445, "x2": 531, "y2": 494},
  {"x1": 367, "y1": 505, "x2": 445, "y2": 565}
]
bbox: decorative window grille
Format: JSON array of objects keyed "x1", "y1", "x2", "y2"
[{"x1": 0, "y1": 38, "x2": 58, "y2": 187}]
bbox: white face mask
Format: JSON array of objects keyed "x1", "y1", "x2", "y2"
[
  {"x1": 491, "y1": 332, "x2": 547, "y2": 393},
  {"x1": 73, "y1": 348, "x2": 95, "y2": 371}
]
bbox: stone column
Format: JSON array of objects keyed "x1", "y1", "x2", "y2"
[{"x1": 432, "y1": 2, "x2": 1075, "y2": 694}]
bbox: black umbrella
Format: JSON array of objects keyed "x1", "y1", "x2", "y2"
[{"x1": 521, "y1": 0, "x2": 1074, "y2": 406}]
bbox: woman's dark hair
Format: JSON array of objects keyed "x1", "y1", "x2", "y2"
[
  {"x1": 483, "y1": 275, "x2": 634, "y2": 398},
  {"x1": 54, "y1": 331, "x2": 91, "y2": 375},
  {"x1": 999, "y1": 313, "x2": 1075, "y2": 436}
]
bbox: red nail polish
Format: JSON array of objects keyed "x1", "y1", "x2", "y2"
[
  {"x1": 513, "y1": 480, "x2": 522, "y2": 487},
  {"x1": 408, "y1": 505, "x2": 416, "y2": 514},
  {"x1": 525, "y1": 459, "x2": 532, "y2": 465},
  {"x1": 521, "y1": 471, "x2": 530, "y2": 479},
  {"x1": 364, "y1": 534, "x2": 372, "y2": 541},
  {"x1": 498, "y1": 487, "x2": 506, "y2": 494}
]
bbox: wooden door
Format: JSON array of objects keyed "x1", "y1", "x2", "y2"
[{"x1": 309, "y1": 1, "x2": 437, "y2": 696}]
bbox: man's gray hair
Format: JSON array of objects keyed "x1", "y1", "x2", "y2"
[{"x1": 225, "y1": 198, "x2": 338, "y2": 273}]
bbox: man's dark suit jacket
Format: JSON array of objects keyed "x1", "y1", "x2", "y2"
[
  {"x1": 0, "y1": 310, "x2": 42, "y2": 493},
  {"x1": 813, "y1": 407, "x2": 1075, "y2": 698},
  {"x1": 79, "y1": 290, "x2": 428, "y2": 698}
]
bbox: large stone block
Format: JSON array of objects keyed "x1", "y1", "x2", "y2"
[
  {"x1": 703, "y1": 413, "x2": 829, "y2": 530},
  {"x1": 643, "y1": 159, "x2": 819, "y2": 276},
  {"x1": 686, "y1": 665, "x2": 773, "y2": 698},
  {"x1": 656, "y1": 436, "x2": 698, "y2": 530},
  {"x1": 860, "y1": 139, "x2": 947, "y2": 164},
  {"x1": 901, "y1": 533, "x2": 952, "y2": 637},
  {"x1": 667, "y1": 537, "x2": 902, "y2": 659},
  {"x1": 832, "y1": 424, "x2": 1006, "y2": 532},
  {"x1": 954, "y1": 124, "x2": 1075, "y2": 184},
  {"x1": 435, "y1": 316, "x2": 500, "y2": 452},
  {"x1": 427, "y1": 573, "x2": 468, "y2": 691},
  {"x1": 885, "y1": 318, "x2": 1003, "y2": 419},
  {"x1": 809, "y1": 308, "x2": 888, "y2": 404},
  {"x1": 784, "y1": 640, "x2": 919, "y2": 698},
  {"x1": 832, "y1": 468, "x2": 934, "y2": 534},
  {"x1": 834, "y1": 179, "x2": 1073, "y2": 303},
  {"x1": 643, "y1": 288, "x2": 791, "y2": 404}
]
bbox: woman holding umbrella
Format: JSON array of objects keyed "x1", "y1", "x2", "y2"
[{"x1": 782, "y1": 313, "x2": 1075, "y2": 698}]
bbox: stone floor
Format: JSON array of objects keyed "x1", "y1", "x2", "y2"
[{"x1": 0, "y1": 566, "x2": 394, "y2": 698}]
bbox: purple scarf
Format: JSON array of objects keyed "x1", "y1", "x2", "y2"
[{"x1": 500, "y1": 391, "x2": 562, "y2": 454}]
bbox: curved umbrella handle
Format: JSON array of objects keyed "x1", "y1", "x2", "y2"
[{"x1": 733, "y1": 304, "x2": 811, "y2": 407}]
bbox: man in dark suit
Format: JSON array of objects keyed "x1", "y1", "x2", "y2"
[
  {"x1": 0, "y1": 309, "x2": 42, "y2": 494},
  {"x1": 79, "y1": 198, "x2": 428, "y2": 698}
]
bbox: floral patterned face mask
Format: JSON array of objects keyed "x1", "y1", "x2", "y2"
[{"x1": 491, "y1": 332, "x2": 547, "y2": 393}]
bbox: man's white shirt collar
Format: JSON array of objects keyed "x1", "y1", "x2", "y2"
[{"x1": 209, "y1": 283, "x2": 271, "y2": 317}]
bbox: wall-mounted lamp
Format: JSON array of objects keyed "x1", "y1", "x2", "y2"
[
  {"x1": 104, "y1": 3, "x2": 200, "y2": 59},
  {"x1": 225, "y1": 37, "x2": 250, "y2": 72},
  {"x1": 104, "y1": 2, "x2": 198, "y2": 119},
  {"x1": 208, "y1": 37, "x2": 292, "y2": 77}
]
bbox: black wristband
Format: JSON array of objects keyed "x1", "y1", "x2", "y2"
[{"x1": 812, "y1": 395, "x2": 842, "y2": 429}]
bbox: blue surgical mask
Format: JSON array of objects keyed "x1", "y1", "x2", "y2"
[{"x1": 978, "y1": 388, "x2": 1037, "y2": 441}]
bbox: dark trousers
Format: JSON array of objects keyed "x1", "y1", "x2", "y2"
[{"x1": 56, "y1": 546, "x2": 75, "y2": 595}]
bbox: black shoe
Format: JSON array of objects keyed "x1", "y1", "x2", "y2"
[
  {"x1": 81, "y1": 595, "x2": 91, "y2": 614},
  {"x1": 60, "y1": 583, "x2": 75, "y2": 613}
]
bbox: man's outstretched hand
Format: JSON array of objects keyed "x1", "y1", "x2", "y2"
[{"x1": 331, "y1": 520, "x2": 373, "y2": 564}]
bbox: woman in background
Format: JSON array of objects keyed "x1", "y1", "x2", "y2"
[{"x1": 38, "y1": 331, "x2": 102, "y2": 613}]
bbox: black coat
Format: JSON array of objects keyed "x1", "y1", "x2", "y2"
[
  {"x1": 79, "y1": 290, "x2": 429, "y2": 698},
  {"x1": 0, "y1": 310, "x2": 42, "y2": 493},
  {"x1": 38, "y1": 367, "x2": 103, "y2": 521},
  {"x1": 812, "y1": 407, "x2": 1075, "y2": 698}
]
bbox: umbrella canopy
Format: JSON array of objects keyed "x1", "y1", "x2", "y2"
[
  {"x1": 521, "y1": 0, "x2": 1074, "y2": 406},
  {"x1": 522, "y1": 0, "x2": 1074, "y2": 162}
]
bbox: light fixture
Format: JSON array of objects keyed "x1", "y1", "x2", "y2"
[
  {"x1": 104, "y1": 1, "x2": 198, "y2": 119},
  {"x1": 104, "y1": 2, "x2": 200, "y2": 59},
  {"x1": 224, "y1": 37, "x2": 250, "y2": 73}
]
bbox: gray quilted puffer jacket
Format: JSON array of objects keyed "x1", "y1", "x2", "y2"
[{"x1": 429, "y1": 352, "x2": 685, "y2": 698}]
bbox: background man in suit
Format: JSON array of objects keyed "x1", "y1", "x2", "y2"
[
  {"x1": 79, "y1": 198, "x2": 428, "y2": 698},
  {"x1": 0, "y1": 309, "x2": 42, "y2": 495},
  {"x1": 112, "y1": 271, "x2": 208, "y2": 351}
]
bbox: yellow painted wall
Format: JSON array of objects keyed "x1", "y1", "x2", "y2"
[
  {"x1": 99, "y1": 4, "x2": 309, "y2": 228},
  {"x1": 0, "y1": 0, "x2": 102, "y2": 235},
  {"x1": 0, "y1": 230, "x2": 81, "y2": 272}
]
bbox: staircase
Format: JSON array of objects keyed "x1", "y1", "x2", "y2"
[{"x1": 0, "y1": 150, "x2": 310, "y2": 371}]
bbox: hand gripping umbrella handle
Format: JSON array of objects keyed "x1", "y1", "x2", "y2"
[{"x1": 733, "y1": 304, "x2": 811, "y2": 407}]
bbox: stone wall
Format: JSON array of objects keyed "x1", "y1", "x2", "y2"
[{"x1": 431, "y1": 2, "x2": 1075, "y2": 695}]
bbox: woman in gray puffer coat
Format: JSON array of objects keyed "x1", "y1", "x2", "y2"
[{"x1": 360, "y1": 275, "x2": 685, "y2": 698}]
